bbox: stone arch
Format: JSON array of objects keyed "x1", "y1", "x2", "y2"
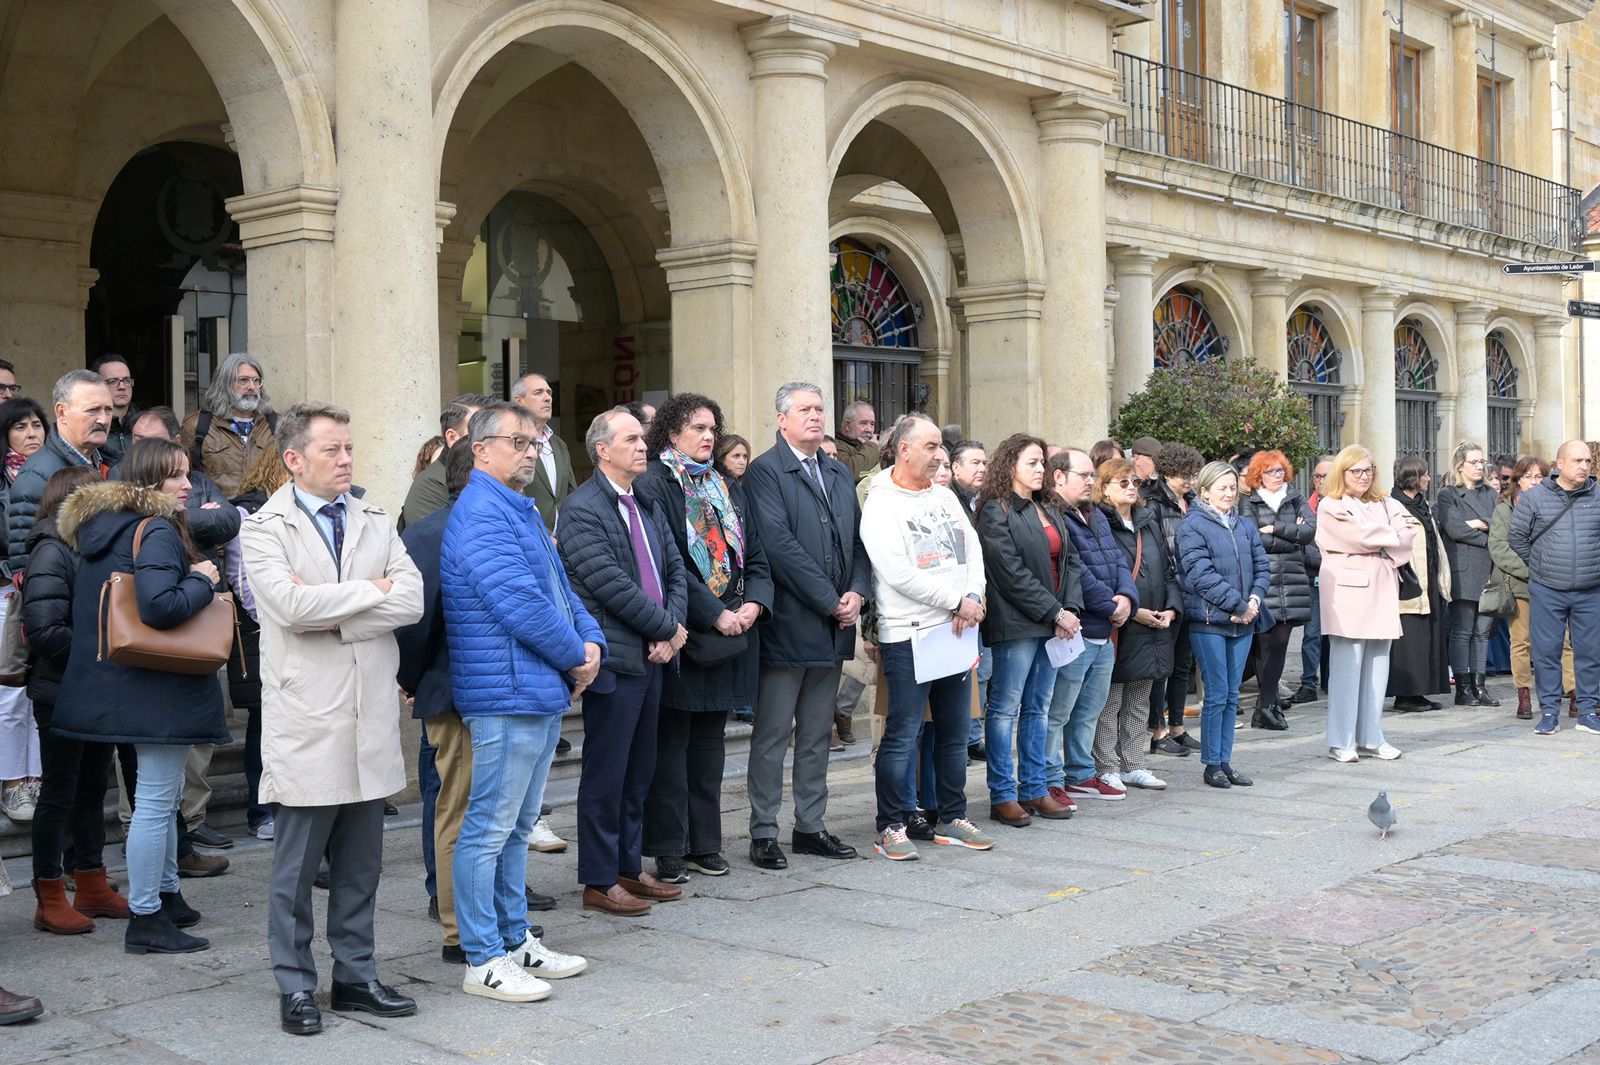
[
  {"x1": 827, "y1": 216, "x2": 950, "y2": 360},
  {"x1": 1395, "y1": 302, "x2": 1455, "y2": 395},
  {"x1": 1153, "y1": 266, "x2": 1247, "y2": 361},
  {"x1": 827, "y1": 78, "x2": 1042, "y2": 287},
  {"x1": 1485, "y1": 315, "x2": 1536, "y2": 405},
  {"x1": 1286, "y1": 286, "x2": 1362, "y2": 389},
  {"x1": 432, "y1": 0, "x2": 754, "y2": 249}
]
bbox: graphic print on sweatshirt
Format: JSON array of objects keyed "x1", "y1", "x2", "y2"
[{"x1": 900, "y1": 506, "x2": 968, "y2": 572}]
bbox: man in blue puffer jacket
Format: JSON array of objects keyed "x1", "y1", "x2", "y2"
[
  {"x1": 442, "y1": 402, "x2": 603, "y2": 1003},
  {"x1": 1045, "y1": 449, "x2": 1138, "y2": 804}
]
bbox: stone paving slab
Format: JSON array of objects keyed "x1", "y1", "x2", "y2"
[
  {"x1": 1228, "y1": 889, "x2": 1443, "y2": 946},
  {"x1": 1206, "y1": 1002, "x2": 1430, "y2": 1062},
  {"x1": 1396, "y1": 980, "x2": 1600, "y2": 1065}
]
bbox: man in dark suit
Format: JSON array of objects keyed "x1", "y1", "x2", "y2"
[
  {"x1": 557, "y1": 409, "x2": 689, "y2": 916},
  {"x1": 513, "y1": 373, "x2": 576, "y2": 531},
  {"x1": 741, "y1": 382, "x2": 872, "y2": 869}
]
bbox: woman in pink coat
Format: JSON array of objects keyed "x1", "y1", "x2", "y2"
[{"x1": 1314, "y1": 445, "x2": 1417, "y2": 763}]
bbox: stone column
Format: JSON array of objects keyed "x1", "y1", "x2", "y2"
[
  {"x1": 1034, "y1": 91, "x2": 1128, "y2": 443},
  {"x1": 1249, "y1": 271, "x2": 1295, "y2": 380},
  {"x1": 1527, "y1": 46, "x2": 1557, "y2": 181},
  {"x1": 1247, "y1": 0, "x2": 1285, "y2": 96},
  {"x1": 436, "y1": 236, "x2": 476, "y2": 402},
  {"x1": 1109, "y1": 248, "x2": 1159, "y2": 408},
  {"x1": 330, "y1": 0, "x2": 438, "y2": 513},
  {"x1": 1103, "y1": 284, "x2": 1119, "y2": 419},
  {"x1": 1532, "y1": 314, "x2": 1570, "y2": 459},
  {"x1": 1452, "y1": 301, "x2": 1491, "y2": 449},
  {"x1": 955, "y1": 282, "x2": 1044, "y2": 446},
  {"x1": 742, "y1": 16, "x2": 858, "y2": 427},
  {"x1": 1450, "y1": 13, "x2": 1482, "y2": 159},
  {"x1": 1359, "y1": 286, "x2": 1400, "y2": 470},
  {"x1": 0, "y1": 191, "x2": 98, "y2": 386},
  {"x1": 657, "y1": 240, "x2": 758, "y2": 435}
]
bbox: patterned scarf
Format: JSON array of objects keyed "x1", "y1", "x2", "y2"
[
  {"x1": 3, "y1": 450, "x2": 24, "y2": 482},
  {"x1": 660, "y1": 447, "x2": 744, "y2": 595}
]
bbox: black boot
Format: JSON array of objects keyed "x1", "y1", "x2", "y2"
[
  {"x1": 1455, "y1": 676, "x2": 1476, "y2": 706},
  {"x1": 159, "y1": 891, "x2": 201, "y2": 928},
  {"x1": 1473, "y1": 674, "x2": 1501, "y2": 707},
  {"x1": 125, "y1": 911, "x2": 209, "y2": 955},
  {"x1": 1251, "y1": 707, "x2": 1287, "y2": 731}
]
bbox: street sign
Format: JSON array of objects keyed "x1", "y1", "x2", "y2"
[
  {"x1": 1503, "y1": 260, "x2": 1596, "y2": 275},
  {"x1": 1570, "y1": 300, "x2": 1600, "y2": 320}
]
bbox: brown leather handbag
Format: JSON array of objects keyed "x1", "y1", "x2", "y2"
[{"x1": 97, "y1": 518, "x2": 240, "y2": 676}]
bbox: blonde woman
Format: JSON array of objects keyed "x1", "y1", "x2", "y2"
[
  {"x1": 1434, "y1": 441, "x2": 1500, "y2": 706},
  {"x1": 1314, "y1": 446, "x2": 1416, "y2": 762}
]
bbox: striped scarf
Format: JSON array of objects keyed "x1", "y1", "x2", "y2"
[{"x1": 660, "y1": 447, "x2": 744, "y2": 596}]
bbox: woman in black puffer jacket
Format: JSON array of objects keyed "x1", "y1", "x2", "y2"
[
  {"x1": 1141, "y1": 443, "x2": 1203, "y2": 754},
  {"x1": 1237, "y1": 451, "x2": 1316, "y2": 730},
  {"x1": 25, "y1": 466, "x2": 129, "y2": 934}
]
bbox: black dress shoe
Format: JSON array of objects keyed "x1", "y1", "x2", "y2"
[
  {"x1": 524, "y1": 887, "x2": 557, "y2": 911},
  {"x1": 1289, "y1": 685, "x2": 1318, "y2": 705},
  {"x1": 427, "y1": 896, "x2": 439, "y2": 922},
  {"x1": 555, "y1": 737, "x2": 572, "y2": 755},
  {"x1": 185, "y1": 822, "x2": 233, "y2": 850},
  {"x1": 749, "y1": 838, "x2": 787, "y2": 869},
  {"x1": 160, "y1": 891, "x2": 201, "y2": 928},
  {"x1": 791, "y1": 830, "x2": 857, "y2": 859},
  {"x1": 1392, "y1": 696, "x2": 1432, "y2": 713},
  {"x1": 541, "y1": 804, "x2": 553, "y2": 817},
  {"x1": 441, "y1": 944, "x2": 465, "y2": 963},
  {"x1": 280, "y1": 991, "x2": 322, "y2": 1036},
  {"x1": 330, "y1": 979, "x2": 416, "y2": 1018},
  {"x1": 1250, "y1": 708, "x2": 1288, "y2": 731},
  {"x1": 383, "y1": 801, "x2": 399, "y2": 817},
  {"x1": 313, "y1": 856, "x2": 330, "y2": 891},
  {"x1": 1203, "y1": 765, "x2": 1232, "y2": 789},
  {"x1": 1221, "y1": 763, "x2": 1253, "y2": 787},
  {"x1": 905, "y1": 811, "x2": 935, "y2": 841},
  {"x1": 967, "y1": 743, "x2": 987, "y2": 763}
]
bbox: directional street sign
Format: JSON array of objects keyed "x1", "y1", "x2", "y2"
[
  {"x1": 1503, "y1": 260, "x2": 1596, "y2": 275},
  {"x1": 1570, "y1": 300, "x2": 1600, "y2": 320}
]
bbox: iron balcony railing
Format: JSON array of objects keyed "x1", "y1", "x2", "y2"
[{"x1": 1112, "y1": 51, "x2": 1581, "y2": 251}]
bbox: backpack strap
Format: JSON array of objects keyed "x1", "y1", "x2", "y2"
[{"x1": 190, "y1": 411, "x2": 213, "y2": 469}]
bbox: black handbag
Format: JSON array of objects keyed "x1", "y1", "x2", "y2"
[
  {"x1": 682, "y1": 628, "x2": 747, "y2": 666},
  {"x1": 1395, "y1": 562, "x2": 1422, "y2": 601}
]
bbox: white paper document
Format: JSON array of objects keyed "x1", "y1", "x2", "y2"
[
  {"x1": 910, "y1": 622, "x2": 981, "y2": 683},
  {"x1": 1045, "y1": 632, "x2": 1086, "y2": 669}
]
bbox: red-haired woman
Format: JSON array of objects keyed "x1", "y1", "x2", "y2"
[{"x1": 1237, "y1": 450, "x2": 1316, "y2": 730}]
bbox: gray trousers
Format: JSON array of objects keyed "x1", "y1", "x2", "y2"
[
  {"x1": 268, "y1": 799, "x2": 384, "y2": 994},
  {"x1": 1325, "y1": 636, "x2": 1390, "y2": 751},
  {"x1": 1094, "y1": 679, "x2": 1152, "y2": 775},
  {"x1": 748, "y1": 665, "x2": 841, "y2": 839}
]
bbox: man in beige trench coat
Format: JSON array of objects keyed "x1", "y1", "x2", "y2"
[{"x1": 241, "y1": 402, "x2": 424, "y2": 1037}]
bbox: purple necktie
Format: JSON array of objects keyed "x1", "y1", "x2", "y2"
[{"x1": 618, "y1": 495, "x2": 664, "y2": 607}]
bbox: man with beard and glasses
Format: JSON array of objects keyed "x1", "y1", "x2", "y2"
[{"x1": 181, "y1": 352, "x2": 277, "y2": 498}]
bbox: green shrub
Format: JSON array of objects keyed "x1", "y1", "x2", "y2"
[{"x1": 1110, "y1": 359, "x2": 1321, "y2": 469}]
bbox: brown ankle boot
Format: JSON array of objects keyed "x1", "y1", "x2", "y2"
[
  {"x1": 70, "y1": 867, "x2": 130, "y2": 919},
  {"x1": 1516, "y1": 687, "x2": 1533, "y2": 720},
  {"x1": 1571, "y1": 692, "x2": 1579, "y2": 718},
  {"x1": 32, "y1": 877, "x2": 93, "y2": 935}
]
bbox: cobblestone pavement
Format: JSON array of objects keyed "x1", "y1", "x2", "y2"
[{"x1": 6, "y1": 697, "x2": 1600, "y2": 1065}]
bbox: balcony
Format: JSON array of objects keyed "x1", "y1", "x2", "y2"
[{"x1": 1112, "y1": 51, "x2": 1581, "y2": 251}]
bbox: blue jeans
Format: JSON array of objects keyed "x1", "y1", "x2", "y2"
[
  {"x1": 453, "y1": 713, "x2": 562, "y2": 965},
  {"x1": 969, "y1": 643, "x2": 992, "y2": 745},
  {"x1": 901, "y1": 723, "x2": 937, "y2": 813},
  {"x1": 1487, "y1": 616, "x2": 1512, "y2": 673},
  {"x1": 127, "y1": 744, "x2": 188, "y2": 915},
  {"x1": 1190, "y1": 631, "x2": 1251, "y2": 766},
  {"x1": 1529, "y1": 581, "x2": 1600, "y2": 718},
  {"x1": 983, "y1": 637, "x2": 1056, "y2": 803},
  {"x1": 875, "y1": 640, "x2": 971, "y2": 830},
  {"x1": 1047, "y1": 639, "x2": 1116, "y2": 788},
  {"x1": 1299, "y1": 587, "x2": 1323, "y2": 691},
  {"x1": 418, "y1": 723, "x2": 440, "y2": 899}
]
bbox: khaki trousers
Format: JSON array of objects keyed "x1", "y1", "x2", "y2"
[
  {"x1": 1511, "y1": 598, "x2": 1574, "y2": 693},
  {"x1": 426, "y1": 713, "x2": 474, "y2": 948}
]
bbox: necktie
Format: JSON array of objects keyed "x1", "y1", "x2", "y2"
[
  {"x1": 230, "y1": 418, "x2": 255, "y2": 438},
  {"x1": 804, "y1": 456, "x2": 829, "y2": 502},
  {"x1": 618, "y1": 495, "x2": 664, "y2": 607},
  {"x1": 318, "y1": 502, "x2": 346, "y2": 565}
]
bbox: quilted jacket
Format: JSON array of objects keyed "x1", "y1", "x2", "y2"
[
  {"x1": 442, "y1": 469, "x2": 604, "y2": 716},
  {"x1": 20, "y1": 517, "x2": 75, "y2": 717},
  {"x1": 1060, "y1": 501, "x2": 1139, "y2": 640}
]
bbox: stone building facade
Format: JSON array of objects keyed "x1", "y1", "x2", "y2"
[{"x1": 0, "y1": 0, "x2": 1592, "y2": 510}]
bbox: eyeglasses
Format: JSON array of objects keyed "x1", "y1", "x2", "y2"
[
  {"x1": 102, "y1": 376, "x2": 134, "y2": 388},
  {"x1": 1109, "y1": 477, "x2": 1137, "y2": 489},
  {"x1": 1264, "y1": 467, "x2": 1286, "y2": 476},
  {"x1": 1348, "y1": 466, "x2": 1376, "y2": 477},
  {"x1": 235, "y1": 375, "x2": 262, "y2": 387},
  {"x1": 1068, "y1": 468, "x2": 1095, "y2": 480},
  {"x1": 1311, "y1": 472, "x2": 1326, "y2": 481},
  {"x1": 483, "y1": 435, "x2": 536, "y2": 452},
  {"x1": 1463, "y1": 458, "x2": 1486, "y2": 466},
  {"x1": 0, "y1": 383, "x2": 19, "y2": 396}
]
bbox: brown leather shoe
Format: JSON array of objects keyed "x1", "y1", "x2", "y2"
[
  {"x1": 1571, "y1": 692, "x2": 1579, "y2": 718},
  {"x1": 989, "y1": 801, "x2": 1032, "y2": 828},
  {"x1": 619, "y1": 871, "x2": 683, "y2": 901},
  {"x1": 1516, "y1": 687, "x2": 1533, "y2": 720},
  {"x1": 582, "y1": 884, "x2": 650, "y2": 916},
  {"x1": 834, "y1": 712, "x2": 857, "y2": 745},
  {"x1": 1019, "y1": 793, "x2": 1074, "y2": 820},
  {"x1": 0, "y1": 986, "x2": 42, "y2": 1025}
]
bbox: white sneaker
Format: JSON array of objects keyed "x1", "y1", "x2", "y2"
[
  {"x1": 463, "y1": 955, "x2": 552, "y2": 1002},
  {"x1": 1359, "y1": 743, "x2": 1403, "y2": 760},
  {"x1": 1329, "y1": 747, "x2": 1359, "y2": 763},
  {"x1": 1101, "y1": 772, "x2": 1124, "y2": 793},
  {"x1": 528, "y1": 819, "x2": 567, "y2": 853},
  {"x1": 1, "y1": 782, "x2": 35, "y2": 823},
  {"x1": 254, "y1": 820, "x2": 275, "y2": 841},
  {"x1": 507, "y1": 931, "x2": 587, "y2": 979},
  {"x1": 1121, "y1": 768, "x2": 1168, "y2": 790}
]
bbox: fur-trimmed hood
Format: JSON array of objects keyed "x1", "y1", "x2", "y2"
[{"x1": 58, "y1": 481, "x2": 182, "y2": 557}]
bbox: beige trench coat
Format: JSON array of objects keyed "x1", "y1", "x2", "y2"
[{"x1": 241, "y1": 484, "x2": 423, "y2": 807}]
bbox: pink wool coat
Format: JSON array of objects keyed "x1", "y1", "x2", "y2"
[{"x1": 1314, "y1": 495, "x2": 1417, "y2": 641}]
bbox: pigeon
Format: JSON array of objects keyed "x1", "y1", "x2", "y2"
[{"x1": 1367, "y1": 790, "x2": 1397, "y2": 840}]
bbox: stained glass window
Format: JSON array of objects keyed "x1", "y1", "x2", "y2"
[
  {"x1": 1287, "y1": 304, "x2": 1342, "y2": 384},
  {"x1": 1394, "y1": 319, "x2": 1438, "y2": 391},
  {"x1": 1154, "y1": 285, "x2": 1228, "y2": 367},
  {"x1": 1486, "y1": 331, "x2": 1518, "y2": 398},
  {"x1": 1395, "y1": 318, "x2": 1439, "y2": 480},
  {"x1": 1486, "y1": 330, "x2": 1520, "y2": 460},
  {"x1": 830, "y1": 240, "x2": 920, "y2": 349}
]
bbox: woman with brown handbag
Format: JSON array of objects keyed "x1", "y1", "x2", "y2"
[{"x1": 51, "y1": 438, "x2": 228, "y2": 956}]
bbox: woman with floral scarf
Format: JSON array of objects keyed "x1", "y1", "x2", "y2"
[
  {"x1": 635, "y1": 393, "x2": 773, "y2": 885},
  {"x1": 0, "y1": 396, "x2": 47, "y2": 822}
]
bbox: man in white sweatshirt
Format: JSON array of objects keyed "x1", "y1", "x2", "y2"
[{"x1": 861, "y1": 414, "x2": 993, "y2": 861}]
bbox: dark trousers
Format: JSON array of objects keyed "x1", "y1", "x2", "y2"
[
  {"x1": 642, "y1": 705, "x2": 727, "y2": 859},
  {"x1": 268, "y1": 799, "x2": 384, "y2": 994},
  {"x1": 115, "y1": 743, "x2": 193, "y2": 861},
  {"x1": 1448, "y1": 600, "x2": 1495, "y2": 676},
  {"x1": 875, "y1": 640, "x2": 971, "y2": 832},
  {"x1": 577, "y1": 665, "x2": 663, "y2": 887},
  {"x1": 1149, "y1": 617, "x2": 1193, "y2": 730},
  {"x1": 31, "y1": 721, "x2": 114, "y2": 881},
  {"x1": 1251, "y1": 621, "x2": 1297, "y2": 712},
  {"x1": 1529, "y1": 581, "x2": 1600, "y2": 718},
  {"x1": 228, "y1": 608, "x2": 270, "y2": 828},
  {"x1": 418, "y1": 724, "x2": 439, "y2": 897}
]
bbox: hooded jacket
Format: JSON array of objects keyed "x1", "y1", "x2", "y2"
[{"x1": 49, "y1": 481, "x2": 228, "y2": 746}]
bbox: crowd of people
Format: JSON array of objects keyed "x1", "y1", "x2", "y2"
[{"x1": 1, "y1": 356, "x2": 1598, "y2": 1032}]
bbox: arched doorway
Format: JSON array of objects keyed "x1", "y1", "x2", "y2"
[
  {"x1": 86, "y1": 141, "x2": 244, "y2": 411},
  {"x1": 1154, "y1": 285, "x2": 1228, "y2": 367},
  {"x1": 1287, "y1": 303, "x2": 1343, "y2": 493},
  {"x1": 1395, "y1": 317, "x2": 1440, "y2": 477},
  {"x1": 830, "y1": 238, "x2": 925, "y2": 426},
  {"x1": 1485, "y1": 330, "x2": 1521, "y2": 460}
]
